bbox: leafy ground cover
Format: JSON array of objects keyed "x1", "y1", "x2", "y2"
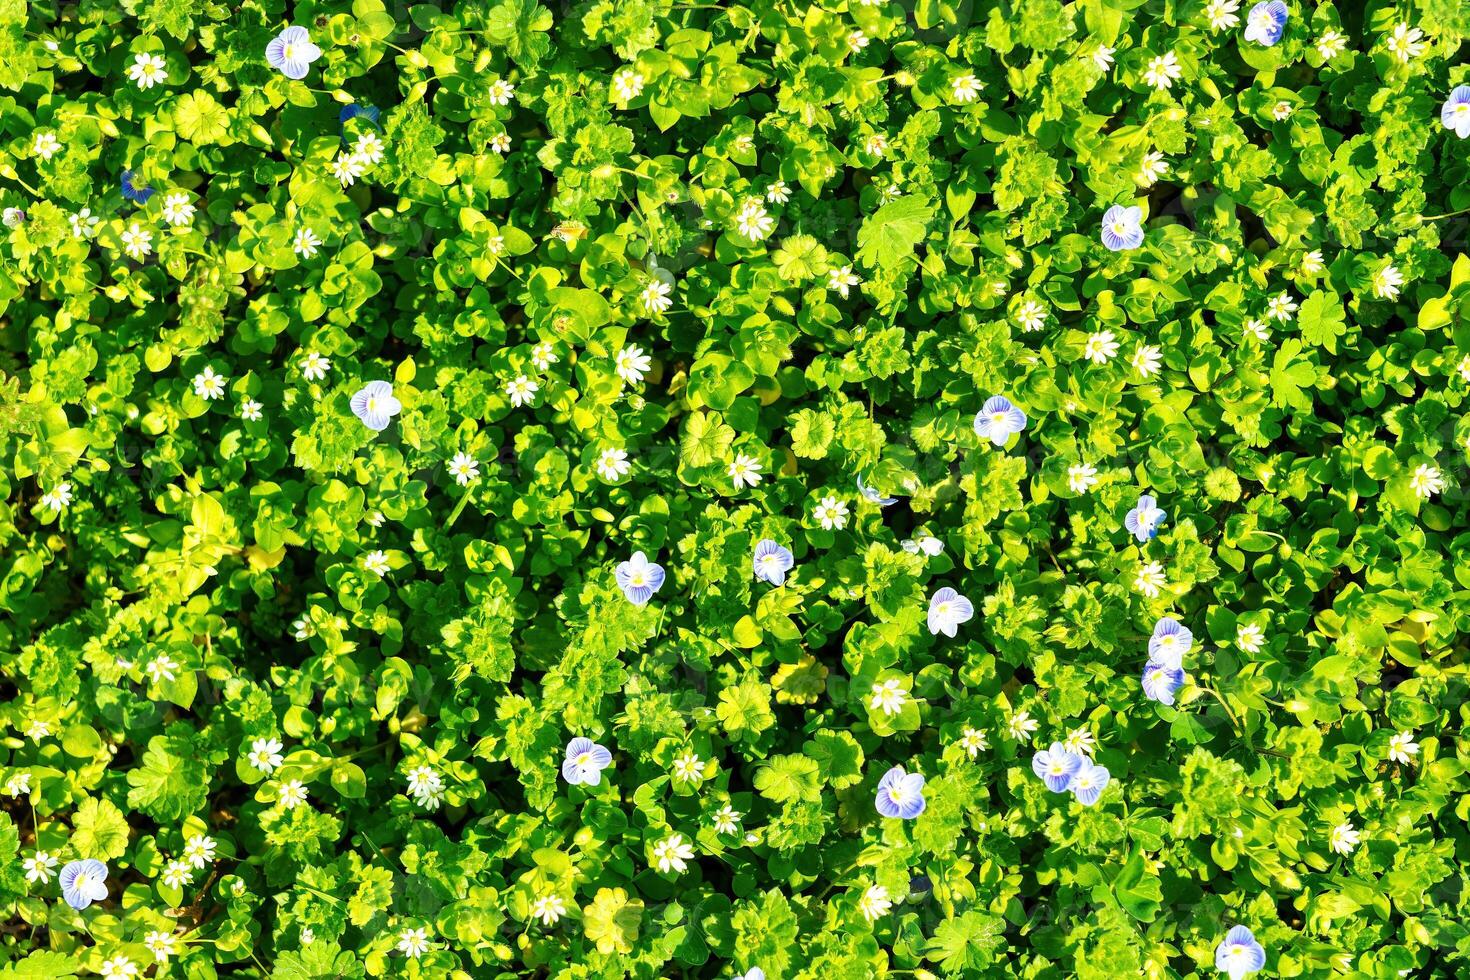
[{"x1": 3, "y1": 0, "x2": 1470, "y2": 977}]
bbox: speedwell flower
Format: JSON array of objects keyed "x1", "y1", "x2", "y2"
[
  {"x1": 1216, "y1": 926, "x2": 1266, "y2": 979},
  {"x1": 856, "y1": 474, "x2": 897, "y2": 506},
  {"x1": 1149, "y1": 617, "x2": 1193, "y2": 668},
  {"x1": 1242, "y1": 1, "x2": 1287, "y2": 46},
  {"x1": 266, "y1": 26, "x2": 323, "y2": 80},
  {"x1": 874, "y1": 765, "x2": 925, "y2": 819},
  {"x1": 1100, "y1": 205, "x2": 1144, "y2": 251},
  {"x1": 350, "y1": 380, "x2": 401, "y2": 431},
  {"x1": 615, "y1": 551, "x2": 665, "y2": 606},
  {"x1": 59, "y1": 858, "x2": 109, "y2": 910},
  {"x1": 1032, "y1": 742, "x2": 1084, "y2": 792},
  {"x1": 753, "y1": 539, "x2": 794, "y2": 585},
  {"x1": 1125, "y1": 494, "x2": 1166, "y2": 542},
  {"x1": 974, "y1": 395, "x2": 1027, "y2": 446},
  {"x1": 1442, "y1": 86, "x2": 1470, "y2": 138},
  {"x1": 927, "y1": 587, "x2": 974, "y2": 638},
  {"x1": 1141, "y1": 661, "x2": 1186, "y2": 705},
  {"x1": 562, "y1": 737, "x2": 613, "y2": 786},
  {"x1": 1070, "y1": 760, "x2": 1111, "y2": 806}
]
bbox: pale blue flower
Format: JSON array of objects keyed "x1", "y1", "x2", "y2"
[
  {"x1": 973, "y1": 395, "x2": 1027, "y2": 447},
  {"x1": 875, "y1": 765, "x2": 925, "y2": 819},
  {"x1": 1100, "y1": 204, "x2": 1144, "y2": 251},
  {"x1": 1124, "y1": 494, "x2": 1166, "y2": 542},
  {"x1": 856, "y1": 475, "x2": 897, "y2": 506},
  {"x1": 1070, "y1": 760, "x2": 1111, "y2": 806},
  {"x1": 1031, "y1": 742, "x2": 1083, "y2": 792},
  {"x1": 615, "y1": 550, "x2": 665, "y2": 605},
  {"x1": 350, "y1": 380, "x2": 401, "y2": 432},
  {"x1": 59, "y1": 858, "x2": 108, "y2": 910},
  {"x1": 266, "y1": 26, "x2": 322, "y2": 80},
  {"x1": 1215, "y1": 926, "x2": 1266, "y2": 980},
  {"x1": 1141, "y1": 661, "x2": 1186, "y2": 705},
  {"x1": 927, "y1": 587, "x2": 974, "y2": 638},
  {"x1": 1149, "y1": 617, "x2": 1193, "y2": 668},
  {"x1": 1243, "y1": 2, "x2": 1288, "y2": 47},
  {"x1": 753, "y1": 538, "x2": 794, "y2": 585},
  {"x1": 562, "y1": 737, "x2": 613, "y2": 786},
  {"x1": 1441, "y1": 86, "x2": 1470, "y2": 139},
  {"x1": 738, "y1": 970, "x2": 765, "y2": 980}
]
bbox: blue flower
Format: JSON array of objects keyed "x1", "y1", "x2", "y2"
[
  {"x1": 874, "y1": 765, "x2": 925, "y2": 819},
  {"x1": 266, "y1": 26, "x2": 323, "y2": 80},
  {"x1": 120, "y1": 170, "x2": 154, "y2": 204},
  {"x1": 1124, "y1": 494, "x2": 1166, "y2": 542},
  {"x1": 615, "y1": 550, "x2": 665, "y2": 606},
  {"x1": 1215, "y1": 925, "x2": 1267, "y2": 980},
  {"x1": 1100, "y1": 204, "x2": 1144, "y2": 251},
  {"x1": 1149, "y1": 617, "x2": 1193, "y2": 667},
  {"x1": 350, "y1": 380, "x2": 402, "y2": 432},
  {"x1": 927, "y1": 587, "x2": 974, "y2": 638},
  {"x1": 1070, "y1": 760, "x2": 1111, "y2": 806},
  {"x1": 1031, "y1": 742, "x2": 1084, "y2": 792},
  {"x1": 561, "y1": 737, "x2": 613, "y2": 786},
  {"x1": 59, "y1": 858, "x2": 109, "y2": 910},
  {"x1": 341, "y1": 103, "x2": 381, "y2": 127},
  {"x1": 1243, "y1": 1, "x2": 1288, "y2": 47},
  {"x1": 973, "y1": 395, "x2": 1027, "y2": 447},
  {"x1": 856, "y1": 475, "x2": 897, "y2": 506},
  {"x1": 1141, "y1": 661, "x2": 1186, "y2": 705},
  {"x1": 1441, "y1": 86, "x2": 1470, "y2": 139},
  {"x1": 737, "y1": 970, "x2": 765, "y2": 980},
  {"x1": 752, "y1": 538, "x2": 794, "y2": 585}
]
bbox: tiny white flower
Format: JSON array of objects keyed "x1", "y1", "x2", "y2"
[
  {"x1": 531, "y1": 894, "x2": 567, "y2": 926},
  {"x1": 41, "y1": 481, "x2": 73, "y2": 513},
  {"x1": 1235, "y1": 623, "x2": 1265, "y2": 653},
  {"x1": 1244, "y1": 318, "x2": 1270, "y2": 342},
  {"x1": 1068, "y1": 463, "x2": 1099, "y2": 494},
  {"x1": 277, "y1": 779, "x2": 309, "y2": 810},
  {"x1": 121, "y1": 222, "x2": 153, "y2": 260},
  {"x1": 827, "y1": 265, "x2": 861, "y2": 298},
  {"x1": 1315, "y1": 29, "x2": 1347, "y2": 61},
  {"x1": 1143, "y1": 51, "x2": 1182, "y2": 90},
  {"x1": 363, "y1": 550, "x2": 392, "y2": 577},
  {"x1": 869, "y1": 678, "x2": 908, "y2": 717},
  {"x1": 958, "y1": 727, "x2": 988, "y2": 759},
  {"x1": 531, "y1": 342, "x2": 558, "y2": 370},
  {"x1": 193, "y1": 366, "x2": 227, "y2": 400},
  {"x1": 99, "y1": 956, "x2": 139, "y2": 980},
  {"x1": 447, "y1": 452, "x2": 480, "y2": 486},
  {"x1": 711, "y1": 803, "x2": 742, "y2": 835},
  {"x1": 70, "y1": 208, "x2": 99, "y2": 239},
  {"x1": 292, "y1": 227, "x2": 322, "y2": 258},
  {"x1": 1373, "y1": 264, "x2": 1404, "y2": 300},
  {"x1": 1138, "y1": 150, "x2": 1169, "y2": 187},
  {"x1": 1384, "y1": 23, "x2": 1426, "y2": 64},
  {"x1": 505, "y1": 374, "x2": 539, "y2": 407},
  {"x1": 127, "y1": 52, "x2": 168, "y2": 89},
  {"x1": 33, "y1": 131, "x2": 60, "y2": 161},
  {"x1": 1329, "y1": 821, "x2": 1361, "y2": 855},
  {"x1": 240, "y1": 398, "x2": 263, "y2": 422},
  {"x1": 595, "y1": 447, "x2": 631, "y2": 481},
  {"x1": 1014, "y1": 299, "x2": 1047, "y2": 332},
  {"x1": 397, "y1": 927, "x2": 432, "y2": 958},
  {"x1": 1007, "y1": 709, "x2": 1039, "y2": 742},
  {"x1": 858, "y1": 884, "x2": 892, "y2": 922},
  {"x1": 161, "y1": 859, "x2": 193, "y2": 888},
  {"x1": 4, "y1": 773, "x2": 31, "y2": 797},
  {"x1": 848, "y1": 30, "x2": 870, "y2": 52},
  {"x1": 331, "y1": 152, "x2": 367, "y2": 187},
  {"x1": 183, "y1": 834, "x2": 217, "y2": 869},
  {"x1": 1132, "y1": 344, "x2": 1163, "y2": 378},
  {"x1": 487, "y1": 77, "x2": 516, "y2": 105},
  {"x1": 735, "y1": 198, "x2": 775, "y2": 241},
  {"x1": 1091, "y1": 45, "x2": 1115, "y2": 71},
  {"x1": 671, "y1": 751, "x2": 704, "y2": 784},
  {"x1": 1265, "y1": 291, "x2": 1298, "y2": 322},
  {"x1": 652, "y1": 833, "x2": 696, "y2": 874},
  {"x1": 727, "y1": 453, "x2": 763, "y2": 489},
  {"x1": 1204, "y1": 0, "x2": 1240, "y2": 31},
  {"x1": 1301, "y1": 250, "x2": 1325, "y2": 274},
  {"x1": 248, "y1": 737, "x2": 285, "y2": 773},
  {"x1": 1272, "y1": 101, "x2": 1294, "y2": 120},
  {"x1": 766, "y1": 180, "x2": 791, "y2": 204},
  {"x1": 1410, "y1": 464, "x2": 1445, "y2": 499},
  {"x1": 951, "y1": 73, "x2": 982, "y2": 102},
  {"x1": 353, "y1": 131, "x2": 385, "y2": 165},
  {"x1": 611, "y1": 69, "x2": 644, "y2": 102},
  {"x1": 615, "y1": 345, "x2": 652, "y2": 385},
  {"x1": 640, "y1": 279, "x2": 673, "y2": 314},
  {"x1": 161, "y1": 192, "x2": 195, "y2": 226},
  {"x1": 1062, "y1": 727, "x2": 1097, "y2": 757},
  {"x1": 1134, "y1": 561, "x2": 1167, "y2": 598},
  {"x1": 23, "y1": 850, "x2": 58, "y2": 884},
  {"x1": 301, "y1": 350, "x2": 331, "y2": 381},
  {"x1": 144, "y1": 930, "x2": 179, "y2": 963},
  {"x1": 147, "y1": 653, "x2": 180, "y2": 683},
  {"x1": 1388, "y1": 731, "x2": 1419, "y2": 765},
  {"x1": 489, "y1": 133, "x2": 511, "y2": 154},
  {"x1": 813, "y1": 495, "x2": 849, "y2": 530},
  {"x1": 1084, "y1": 330, "x2": 1119, "y2": 365}
]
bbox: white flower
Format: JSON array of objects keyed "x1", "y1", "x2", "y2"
[
  {"x1": 162, "y1": 859, "x2": 193, "y2": 888},
  {"x1": 354, "y1": 131, "x2": 385, "y2": 165},
  {"x1": 1014, "y1": 299, "x2": 1046, "y2": 332},
  {"x1": 615, "y1": 345, "x2": 652, "y2": 385},
  {"x1": 33, "y1": 131, "x2": 60, "y2": 161},
  {"x1": 641, "y1": 279, "x2": 673, "y2": 314},
  {"x1": 121, "y1": 222, "x2": 153, "y2": 260},
  {"x1": 363, "y1": 550, "x2": 392, "y2": 577},
  {"x1": 1244, "y1": 318, "x2": 1270, "y2": 342},
  {"x1": 366, "y1": 511, "x2": 385, "y2": 527},
  {"x1": 1068, "y1": 463, "x2": 1099, "y2": 494},
  {"x1": 447, "y1": 452, "x2": 479, "y2": 486},
  {"x1": 1126, "y1": 343, "x2": 1162, "y2": 378},
  {"x1": 735, "y1": 198, "x2": 775, "y2": 241},
  {"x1": 828, "y1": 265, "x2": 861, "y2": 298},
  {"x1": 531, "y1": 894, "x2": 567, "y2": 925},
  {"x1": 489, "y1": 133, "x2": 511, "y2": 154},
  {"x1": 292, "y1": 227, "x2": 322, "y2": 258},
  {"x1": 1272, "y1": 101, "x2": 1294, "y2": 120},
  {"x1": 858, "y1": 884, "x2": 892, "y2": 922},
  {"x1": 1134, "y1": 561, "x2": 1166, "y2": 598},
  {"x1": 70, "y1": 208, "x2": 99, "y2": 239},
  {"x1": 728, "y1": 453, "x2": 763, "y2": 489},
  {"x1": 1091, "y1": 45, "x2": 1115, "y2": 71},
  {"x1": 1084, "y1": 330, "x2": 1119, "y2": 365},
  {"x1": 869, "y1": 678, "x2": 908, "y2": 717},
  {"x1": 1373, "y1": 264, "x2": 1404, "y2": 300},
  {"x1": 1204, "y1": 0, "x2": 1240, "y2": 31},
  {"x1": 901, "y1": 533, "x2": 945, "y2": 557},
  {"x1": 1265, "y1": 291, "x2": 1298, "y2": 321},
  {"x1": 301, "y1": 350, "x2": 331, "y2": 381},
  {"x1": 487, "y1": 77, "x2": 516, "y2": 105},
  {"x1": 193, "y1": 366, "x2": 227, "y2": 400},
  {"x1": 951, "y1": 73, "x2": 982, "y2": 102},
  {"x1": 1063, "y1": 727, "x2": 1098, "y2": 757},
  {"x1": 1007, "y1": 709, "x2": 1039, "y2": 742},
  {"x1": 277, "y1": 779, "x2": 309, "y2": 810},
  {"x1": 864, "y1": 134, "x2": 887, "y2": 159},
  {"x1": 1315, "y1": 29, "x2": 1347, "y2": 60},
  {"x1": 848, "y1": 30, "x2": 870, "y2": 52},
  {"x1": 652, "y1": 834, "x2": 696, "y2": 874},
  {"x1": 331, "y1": 152, "x2": 367, "y2": 187},
  {"x1": 397, "y1": 927, "x2": 432, "y2": 958},
  {"x1": 1329, "y1": 821, "x2": 1361, "y2": 855},
  {"x1": 4, "y1": 773, "x2": 31, "y2": 797},
  {"x1": 184, "y1": 834, "x2": 217, "y2": 869},
  {"x1": 712, "y1": 803, "x2": 742, "y2": 835},
  {"x1": 1143, "y1": 51, "x2": 1182, "y2": 90},
  {"x1": 1138, "y1": 150, "x2": 1170, "y2": 187},
  {"x1": 611, "y1": 69, "x2": 644, "y2": 102},
  {"x1": 299, "y1": 926, "x2": 314, "y2": 942},
  {"x1": 144, "y1": 930, "x2": 179, "y2": 963},
  {"x1": 531, "y1": 342, "x2": 558, "y2": 370},
  {"x1": 958, "y1": 727, "x2": 988, "y2": 759},
  {"x1": 161, "y1": 192, "x2": 195, "y2": 226},
  {"x1": 127, "y1": 52, "x2": 168, "y2": 89},
  {"x1": 766, "y1": 180, "x2": 791, "y2": 204},
  {"x1": 23, "y1": 850, "x2": 58, "y2": 884},
  {"x1": 24, "y1": 719, "x2": 49, "y2": 740},
  {"x1": 1384, "y1": 23, "x2": 1426, "y2": 64},
  {"x1": 248, "y1": 738, "x2": 285, "y2": 773},
  {"x1": 1301, "y1": 250, "x2": 1325, "y2": 274},
  {"x1": 240, "y1": 398, "x2": 263, "y2": 422},
  {"x1": 1235, "y1": 623, "x2": 1265, "y2": 653},
  {"x1": 1388, "y1": 732, "x2": 1419, "y2": 765},
  {"x1": 99, "y1": 956, "x2": 139, "y2": 980},
  {"x1": 672, "y1": 751, "x2": 705, "y2": 784},
  {"x1": 505, "y1": 375, "x2": 539, "y2": 407},
  {"x1": 292, "y1": 616, "x2": 315, "y2": 640},
  {"x1": 595, "y1": 447, "x2": 631, "y2": 481},
  {"x1": 147, "y1": 653, "x2": 180, "y2": 683},
  {"x1": 406, "y1": 765, "x2": 445, "y2": 809},
  {"x1": 41, "y1": 482, "x2": 72, "y2": 513},
  {"x1": 1410, "y1": 464, "x2": 1445, "y2": 499},
  {"x1": 813, "y1": 495, "x2": 848, "y2": 530},
  {"x1": 2, "y1": 207, "x2": 23, "y2": 228}
]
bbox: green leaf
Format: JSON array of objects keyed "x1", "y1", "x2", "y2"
[
  {"x1": 752, "y1": 754, "x2": 821, "y2": 803},
  {"x1": 71, "y1": 796, "x2": 132, "y2": 861},
  {"x1": 924, "y1": 910, "x2": 1005, "y2": 971},
  {"x1": 126, "y1": 736, "x2": 210, "y2": 823},
  {"x1": 1298, "y1": 291, "x2": 1347, "y2": 352},
  {"x1": 1112, "y1": 850, "x2": 1163, "y2": 921},
  {"x1": 855, "y1": 196, "x2": 934, "y2": 271}
]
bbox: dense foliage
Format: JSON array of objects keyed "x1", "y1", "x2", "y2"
[{"x1": 4, "y1": 0, "x2": 1470, "y2": 977}]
